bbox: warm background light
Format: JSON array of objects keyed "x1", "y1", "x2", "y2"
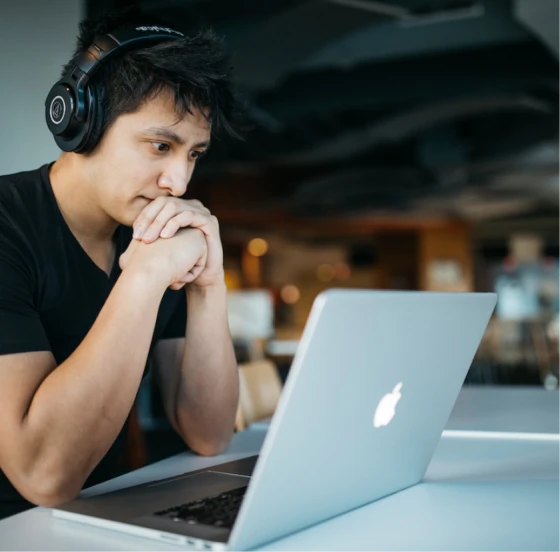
[
  {"x1": 280, "y1": 284, "x2": 301, "y2": 304},
  {"x1": 248, "y1": 238, "x2": 269, "y2": 257},
  {"x1": 224, "y1": 269, "x2": 241, "y2": 290},
  {"x1": 334, "y1": 262, "x2": 351, "y2": 280},
  {"x1": 316, "y1": 264, "x2": 335, "y2": 282}
]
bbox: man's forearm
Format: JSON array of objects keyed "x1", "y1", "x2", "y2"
[
  {"x1": 177, "y1": 282, "x2": 239, "y2": 456},
  {"x1": 16, "y1": 268, "x2": 167, "y2": 505}
]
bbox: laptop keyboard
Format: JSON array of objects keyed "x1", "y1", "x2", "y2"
[{"x1": 154, "y1": 485, "x2": 248, "y2": 529}]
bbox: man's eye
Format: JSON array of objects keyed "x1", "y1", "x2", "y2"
[
  {"x1": 190, "y1": 150, "x2": 206, "y2": 160},
  {"x1": 152, "y1": 142, "x2": 170, "y2": 153}
]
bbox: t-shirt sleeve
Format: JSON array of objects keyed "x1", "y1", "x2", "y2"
[
  {"x1": 159, "y1": 289, "x2": 187, "y2": 340},
  {"x1": 0, "y1": 219, "x2": 51, "y2": 355}
]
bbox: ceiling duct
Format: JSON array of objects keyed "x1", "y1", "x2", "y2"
[
  {"x1": 514, "y1": 0, "x2": 559, "y2": 58},
  {"x1": 231, "y1": 1, "x2": 401, "y2": 91},
  {"x1": 274, "y1": 94, "x2": 552, "y2": 166}
]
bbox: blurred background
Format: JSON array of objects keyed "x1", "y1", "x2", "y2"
[{"x1": 1, "y1": 0, "x2": 558, "y2": 464}]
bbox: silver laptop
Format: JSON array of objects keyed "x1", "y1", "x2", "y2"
[{"x1": 52, "y1": 289, "x2": 497, "y2": 550}]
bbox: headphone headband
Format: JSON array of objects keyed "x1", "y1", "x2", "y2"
[
  {"x1": 71, "y1": 26, "x2": 185, "y2": 86},
  {"x1": 46, "y1": 25, "x2": 184, "y2": 152}
]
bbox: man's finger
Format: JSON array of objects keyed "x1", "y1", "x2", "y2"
[
  {"x1": 181, "y1": 263, "x2": 204, "y2": 282},
  {"x1": 157, "y1": 211, "x2": 213, "y2": 239},
  {"x1": 191, "y1": 200, "x2": 212, "y2": 216},
  {"x1": 140, "y1": 203, "x2": 179, "y2": 242},
  {"x1": 159, "y1": 217, "x2": 182, "y2": 239},
  {"x1": 133, "y1": 197, "x2": 169, "y2": 238},
  {"x1": 135, "y1": 202, "x2": 177, "y2": 240},
  {"x1": 170, "y1": 282, "x2": 186, "y2": 291},
  {"x1": 134, "y1": 200, "x2": 212, "y2": 239},
  {"x1": 159, "y1": 211, "x2": 209, "y2": 238}
]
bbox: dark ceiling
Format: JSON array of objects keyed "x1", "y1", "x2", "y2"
[{"x1": 88, "y1": 0, "x2": 559, "y2": 226}]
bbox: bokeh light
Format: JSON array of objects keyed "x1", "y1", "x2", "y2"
[
  {"x1": 247, "y1": 238, "x2": 269, "y2": 257},
  {"x1": 280, "y1": 284, "x2": 301, "y2": 304},
  {"x1": 317, "y1": 264, "x2": 335, "y2": 282},
  {"x1": 334, "y1": 262, "x2": 351, "y2": 280}
]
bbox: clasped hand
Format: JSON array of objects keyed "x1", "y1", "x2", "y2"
[{"x1": 120, "y1": 197, "x2": 224, "y2": 290}]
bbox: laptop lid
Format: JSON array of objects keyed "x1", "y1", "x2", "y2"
[{"x1": 229, "y1": 289, "x2": 496, "y2": 550}]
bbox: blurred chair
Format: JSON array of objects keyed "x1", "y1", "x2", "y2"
[
  {"x1": 530, "y1": 319, "x2": 559, "y2": 388},
  {"x1": 228, "y1": 290, "x2": 274, "y2": 363},
  {"x1": 118, "y1": 398, "x2": 148, "y2": 471},
  {"x1": 236, "y1": 359, "x2": 283, "y2": 431}
]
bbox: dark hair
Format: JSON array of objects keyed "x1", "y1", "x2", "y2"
[{"x1": 62, "y1": 7, "x2": 245, "y2": 152}]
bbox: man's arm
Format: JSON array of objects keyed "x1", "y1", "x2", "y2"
[
  {"x1": 136, "y1": 198, "x2": 239, "y2": 456},
  {"x1": 0, "y1": 268, "x2": 166, "y2": 506},
  {"x1": 0, "y1": 229, "x2": 206, "y2": 507},
  {"x1": 154, "y1": 282, "x2": 239, "y2": 456}
]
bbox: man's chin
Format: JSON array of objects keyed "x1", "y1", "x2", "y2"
[
  {"x1": 114, "y1": 212, "x2": 135, "y2": 228},
  {"x1": 120, "y1": 197, "x2": 151, "y2": 227}
]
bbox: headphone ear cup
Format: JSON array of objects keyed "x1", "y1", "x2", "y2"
[
  {"x1": 45, "y1": 80, "x2": 90, "y2": 152},
  {"x1": 45, "y1": 82, "x2": 75, "y2": 139},
  {"x1": 75, "y1": 84, "x2": 102, "y2": 154}
]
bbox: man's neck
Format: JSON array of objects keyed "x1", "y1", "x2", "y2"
[{"x1": 49, "y1": 153, "x2": 118, "y2": 245}]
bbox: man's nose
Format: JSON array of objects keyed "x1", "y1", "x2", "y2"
[{"x1": 158, "y1": 163, "x2": 191, "y2": 197}]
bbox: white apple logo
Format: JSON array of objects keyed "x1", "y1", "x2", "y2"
[{"x1": 373, "y1": 382, "x2": 403, "y2": 428}]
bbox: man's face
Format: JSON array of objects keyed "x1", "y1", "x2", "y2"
[{"x1": 87, "y1": 89, "x2": 211, "y2": 227}]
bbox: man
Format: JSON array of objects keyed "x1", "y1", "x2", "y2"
[{"x1": 0, "y1": 7, "x2": 242, "y2": 519}]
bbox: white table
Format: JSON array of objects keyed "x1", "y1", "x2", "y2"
[
  {"x1": 447, "y1": 385, "x2": 559, "y2": 434},
  {"x1": 0, "y1": 430, "x2": 265, "y2": 552},
  {"x1": 0, "y1": 386, "x2": 558, "y2": 551},
  {"x1": 265, "y1": 435, "x2": 559, "y2": 551}
]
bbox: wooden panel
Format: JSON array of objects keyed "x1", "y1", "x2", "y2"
[
  {"x1": 375, "y1": 233, "x2": 419, "y2": 290},
  {"x1": 419, "y1": 226, "x2": 473, "y2": 291}
]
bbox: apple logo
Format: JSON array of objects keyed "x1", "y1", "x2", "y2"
[{"x1": 373, "y1": 382, "x2": 403, "y2": 428}]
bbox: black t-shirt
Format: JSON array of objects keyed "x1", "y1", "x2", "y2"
[{"x1": 0, "y1": 163, "x2": 187, "y2": 519}]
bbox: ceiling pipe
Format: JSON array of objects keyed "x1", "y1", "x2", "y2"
[{"x1": 514, "y1": 0, "x2": 559, "y2": 58}]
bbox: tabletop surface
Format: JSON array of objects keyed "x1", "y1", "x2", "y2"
[
  {"x1": 0, "y1": 385, "x2": 558, "y2": 551},
  {"x1": 447, "y1": 384, "x2": 559, "y2": 434}
]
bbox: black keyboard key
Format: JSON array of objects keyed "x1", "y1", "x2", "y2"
[{"x1": 154, "y1": 486, "x2": 248, "y2": 529}]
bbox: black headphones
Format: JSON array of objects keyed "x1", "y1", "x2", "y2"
[{"x1": 45, "y1": 25, "x2": 184, "y2": 153}]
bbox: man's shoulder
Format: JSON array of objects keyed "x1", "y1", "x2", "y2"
[
  {"x1": 0, "y1": 164, "x2": 48, "y2": 198},
  {"x1": 0, "y1": 164, "x2": 53, "y2": 224},
  {"x1": 0, "y1": 164, "x2": 56, "y2": 260}
]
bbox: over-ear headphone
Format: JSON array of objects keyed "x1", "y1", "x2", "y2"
[{"x1": 45, "y1": 25, "x2": 184, "y2": 153}]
